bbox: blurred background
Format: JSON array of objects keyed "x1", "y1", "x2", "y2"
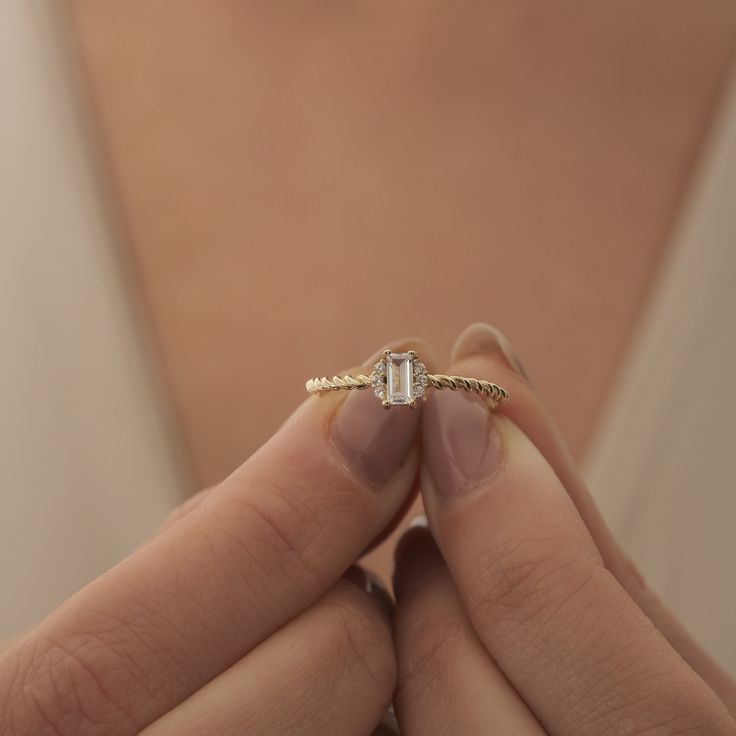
[{"x1": 2, "y1": 1, "x2": 735, "y2": 672}]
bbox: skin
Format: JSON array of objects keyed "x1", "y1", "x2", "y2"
[
  {"x1": 393, "y1": 324, "x2": 736, "y2": 735},
  {"x1": 1, "y1": 326, "x2": 734, "y2": 735},
  {"x1": 0, "y1": 338, "x2": 433, "y2": 736}
]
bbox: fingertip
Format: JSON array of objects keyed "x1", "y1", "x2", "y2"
[
  {"x1": 451, "y1": 322, "x2": 529, "y2": 381},
  {"x1": 392, "y1": 520, "x2": 444, "y2": 601}
]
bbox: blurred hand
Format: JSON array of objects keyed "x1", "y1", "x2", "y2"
[
  {"x1": 0, "y1": 338, "x2": 432, "y2": 736},
  {"x1": 4, "y1": 325, "x2": 734, "y2": 736},
  {"x1": 393, "y1": 323, "x2": 736, "y2": 735}
]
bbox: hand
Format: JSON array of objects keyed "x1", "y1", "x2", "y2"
[
  {"x1": 393, "y1": 323, "x2": 736, "y2": 735},
  {"x1": 0, "y1": 338, "x2": 434, "y2": 736}
]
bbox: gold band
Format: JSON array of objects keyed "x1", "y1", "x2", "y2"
[
  {"x1": 306, "y1": 364, "x2": 508, "y2": 411},
  {"x1": 305, "y1": 375, "x2": 373, "y2": 393}
]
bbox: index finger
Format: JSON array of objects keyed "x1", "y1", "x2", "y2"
[{"x1": 1, "y1": 337, "x2": 434, "y2": 736}]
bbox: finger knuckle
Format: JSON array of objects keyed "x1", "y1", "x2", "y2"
[
  {"x1": 15, "y1": 628, "x2": 145, "y2": 736},
  {"x1": 321, "y1": 596, "x2": 396, "y2": 704},
  {"x1": 215, "y1": 480, "x2": 331, "y2": 595},
  {"x1": 468, "y1": 535, "x2": 600, "y2": 639}
]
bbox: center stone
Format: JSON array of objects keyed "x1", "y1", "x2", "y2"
[{"x1": 386, "y1": 352, "x2": 414, "y2": 405}]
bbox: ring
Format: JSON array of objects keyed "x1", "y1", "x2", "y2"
[{"x1": 306, "y1": 350, "x2": 509, "y2": 410}]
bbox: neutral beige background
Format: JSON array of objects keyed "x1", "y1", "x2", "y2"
[
  {"x1": 587, "y1": 73, "x2": 736, "y2": 670},
  {"x1": 68, "y1": 0, "x2": 736, "y2": 482},
  {"x1": 0, "y1": 1, "x2": 186, "y2": 639},
  {"x1": 1, "y1": 0, "x2": 735, "y2": 679},
  {"x1": 66, "y1": 0, "x2": 736, "y2": 582}
]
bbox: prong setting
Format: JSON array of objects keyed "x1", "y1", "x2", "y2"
[{"x1": 371, "y1": 350, "x2": 429, "y2": 407}]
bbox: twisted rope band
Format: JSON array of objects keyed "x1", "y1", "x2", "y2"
[
  {"x1": 305, "y1": 375, "x2": 372, "y2": 393},
  {"x1": 428, "y1": 374, "x2": 509, "y2": 408},
  {"x1": 306, "y1": 372, "x2": 508, "y2": 409}
]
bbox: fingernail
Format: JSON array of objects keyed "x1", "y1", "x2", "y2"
[
  {"x1": 392, "y1": 514, "x2": 431, "y2": 567},
  {"x1": 451, "y1": 323, "x2": 529, "y2": 381},
  {"x1": 421, "y1": 390, "x2": 503, "y2": 499},
  {"x1": 379, "y1": 706, "x2": 399, "y2": 735},
  {"x1": 392, "y1": 524, "x2": 442, "y2": 600},
  {"x1": 332, "y1": 343, "x2": 427, "y2": 487},
  {"x1": 345, "y1": 565, "x2": 394, "y2": 617}
]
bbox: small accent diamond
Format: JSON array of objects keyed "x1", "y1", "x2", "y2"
[
  {"x1": 372, "y1": 373, "x2": 386, "y2": 399},
  {"x1": 412, "y1": 359, "x2": 429, "y2": 400}
]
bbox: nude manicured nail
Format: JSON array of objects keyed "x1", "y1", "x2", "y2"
[
  {"x1": 421, "y1": 390, "x2": 503, "y2": 499},
  {"x1": 392, "y1": 523, "x2": 440, "y2": 600},
  {"x1": 452, "y1": 322, "x2": 529, "y2": 381},
  {"x1": 332, "y1": 385, "x2": 420, "y2": 487}
]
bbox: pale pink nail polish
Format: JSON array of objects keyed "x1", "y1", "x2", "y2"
[
  {"x1": 452, "y1": 323, "x2": 529, "y2": 381},
  {"x1": 422, "y1": 390, "x2": 503, "y2": 498},
  {"x1": 332, "y1": 388, "x2": 420, "y2": 487}
]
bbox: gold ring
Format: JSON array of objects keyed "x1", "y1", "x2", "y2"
[{"x1": 306, "y1": 350, "x2": 509, "y2": 410}]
